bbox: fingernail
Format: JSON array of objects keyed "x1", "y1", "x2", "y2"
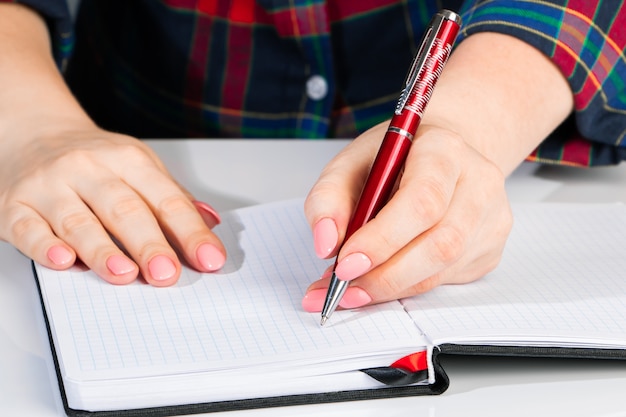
[
  {"x1": 47, "y1": 245, "x2": 73, "y2": 266},
  {"x1": 193, "y1": 200, "x2": 221, "y2": 228},
  {"x1": 339, "y1": 287, "x2": 372, "y2": 309},
  {"x1": 320, "y1": 268, "x2": 333, "y2": 280},
  {"x1": 301, "y1": 286, "x2": 373, "y2": 312},
  {"x1": 313, "y1": 217, "x2": 338, "y2": 258},
  {"x1": 196, "y1": 243, "x2": 226, "y2": 271},
  {"x1": 148, "y1": 255, "x2": 177, "y2": 281},
  {"x1": 301, "y1": 288, "x2": 327, "y2": 312},
  {"x1": 335, "y1": 252, "x2": 372, "y2": 281},
  {"x1": 106, "y1": 254, "x2": 137, "y2": 276}
]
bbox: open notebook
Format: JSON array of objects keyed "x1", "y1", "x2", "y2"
[{"x1": 33, "y1": 199, "x2": 626, "y2": 416}]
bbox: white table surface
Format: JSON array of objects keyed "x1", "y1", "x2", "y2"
[{"x1": 3, "y1": 139, "x2": 626, "y2": 417}]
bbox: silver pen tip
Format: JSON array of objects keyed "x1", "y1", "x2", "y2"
[{"x1": 320, "y1": 316, "x2": 328, "y2": 326}]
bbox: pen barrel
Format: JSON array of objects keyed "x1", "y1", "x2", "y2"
[
  {"x1": 346, "y1": 131, "x2": 412, "y2": 238},
  {"x1": 322, "y1": 10, "x2": 461, "y2": 325},
  {"x1": 344, "y1": 11, "x2": 460, "y2": 241}
]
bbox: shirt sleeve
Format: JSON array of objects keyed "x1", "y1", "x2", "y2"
[
  {"x1": 456, "y1": 0, "x2": 626, "y2": 166},
  {"x1": 0, "y1": 0, "x2": 73, "y2": 70}
]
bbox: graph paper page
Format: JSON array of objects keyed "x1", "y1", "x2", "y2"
[
  {"x1": 34, "y1": 199, "x2": 426, "y2": 384},
  {"x1": 403, "y1": 203, "x2": 626, "y2": 348}
]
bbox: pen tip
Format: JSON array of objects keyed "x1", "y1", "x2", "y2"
[{"x1": 320, "y1": 316, "x2": 328, "y2": 326}]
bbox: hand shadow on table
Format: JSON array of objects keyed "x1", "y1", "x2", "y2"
[{"x1": 175, "y1": 210, "x2": 247, "y2": 287}]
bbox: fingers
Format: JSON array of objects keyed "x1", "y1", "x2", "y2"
[
  {"x1": 87, "y1": 163, "x2": 224, "y2": 267},
  {"x1": 351, "y1": 169, "x2": 511, "y2": 304},
  {"x1": 0, "y1": 133, "x2": 225, "y2": 286},
  {"x1": 332, "y1": 127, "x2": 464, "y2": 281},
  {"x1": 4, "y1": 205, "x2": 76, "y2": 268},
  {"x1": 4, "y1": 190, "x2": 140, "y2": 285},
  {"x1": 50, "y1": 195, "x2": 144, "y2": 285},
  {"x1": 302, "y1": 267, "x2": 373, "y2": 312},
  {"x1": 193, "y1": 200, "x2": 222, "y2": 229},
  {"x1": 71, "y1": 174, "x2": 179, "y2": 286},
  {"x1": 78, "y1": 165, "x2": 225, "y2": 285},
  {"x1": 302, "y1": 124, "x2": 513, "y2": 311},
  {"x1": 308, "y1": 125, "x2": 468, "y2": 281},
  {"x1": 303, "y1": 181, "x2": 511, "y2": 311}
]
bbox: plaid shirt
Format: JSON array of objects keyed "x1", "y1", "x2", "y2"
[{"x1": 5, "y1": 0, "x2": 626, "y2": 166}]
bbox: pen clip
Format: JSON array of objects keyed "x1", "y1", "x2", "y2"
[{"x1": 394, "y1": 11, "x2": 454, "y2": 115}]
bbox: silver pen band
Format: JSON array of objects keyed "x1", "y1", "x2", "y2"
[{"x1": 387, "y1": 126, "x2": 414, "y2": 141}]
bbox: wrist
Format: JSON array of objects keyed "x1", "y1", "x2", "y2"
[
  {"x1": 421, "y1": 32, "x2": 573, "y2": 175},
  {"x1": 0, "y1": 3, "x2": 96, "y2": 149}
]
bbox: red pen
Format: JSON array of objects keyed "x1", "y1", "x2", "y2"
[{"x1": 320, "y1": 9, "x2": 462, "y2": 325}]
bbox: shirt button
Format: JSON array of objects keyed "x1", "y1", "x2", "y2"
[{"x1": 306, "y1": 75, "x2": 328, "y2": 101}]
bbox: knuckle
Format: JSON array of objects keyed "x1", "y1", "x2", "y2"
[
  {"x1": 308, "y1": 176, "x2": 351, "y2": 204},
  {"x1": 115, "y1": 142, "x2": 155, "y2": 165},
  {"x1": 427, "y1": 224, "x2": 466, "y2": 265},
  {"x1": 137, "y1": 242, "x2": 174, "y2": 261},
  {"x1": 372, "y1": 229, "x2": 397, "y2": 255},
  {"x1": 410, "y1": 177, "x2": 448, "y2": 223},
  {"x1": 410, "y1": 275, "x2": 442, "y2": 294},
  {"x1": 110, "y1": 195, "x2": 148, "y2": 219},
  {"x1": 55, "y1": 140, "x2": 153, "y2": 169},
  {"x1": 157, "y1": 194, "x2": 193, "y2": 217},
  {"x1": 9, "y1": 214, "x2": 42, "y2": 240},
  {"x1": 57, "y1": 210, "x2": 97, "y2": 237},
  {"x1": 53, "y1": 148, "x2": 98, "y2": 171},
  {"x1": 305, "y1": 179, "x2": 333, "y2": 205},
  {"x1": 375, "y1": 270, "x2": 406, "y2": 297}
]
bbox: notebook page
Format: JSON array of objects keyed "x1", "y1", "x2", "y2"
[
  {"x1": 403, "y1": 203, "x2": 626, "y2": 348},
  {"x1": 35, "y1": 199, "x2": 426, "y2": 385}
]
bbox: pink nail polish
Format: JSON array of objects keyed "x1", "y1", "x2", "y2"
[
  {"x1": 148, "y1": 255, "x2": 177, "y2": 281},
  {"x1": 339, "y1": 287, "x2": 372, "y2": 309},
  {"x1": 335, "y1": 252, "x2": 372, "y2": 281},
  {"x1": 193, "y1": 200, "x2": 221, "y2": 228},
  {"x1": 320, "y1": 268, "x2": 333, "y2": 280},
  {"x1": 313, "y1": 217, "x2": 338, "y2": 258},
  {"x1": 196, "y1": 243, "x2": 226, "y2": 271},
  {"x1": 301, "y1": 288, "x2": 328, "y2": 312},
  {"x1": 106, "y1": 255, "x2": 137, "y2": 276},
  {"x1": 47, "y1": 246, "x2": 74, "y2": 266}
]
